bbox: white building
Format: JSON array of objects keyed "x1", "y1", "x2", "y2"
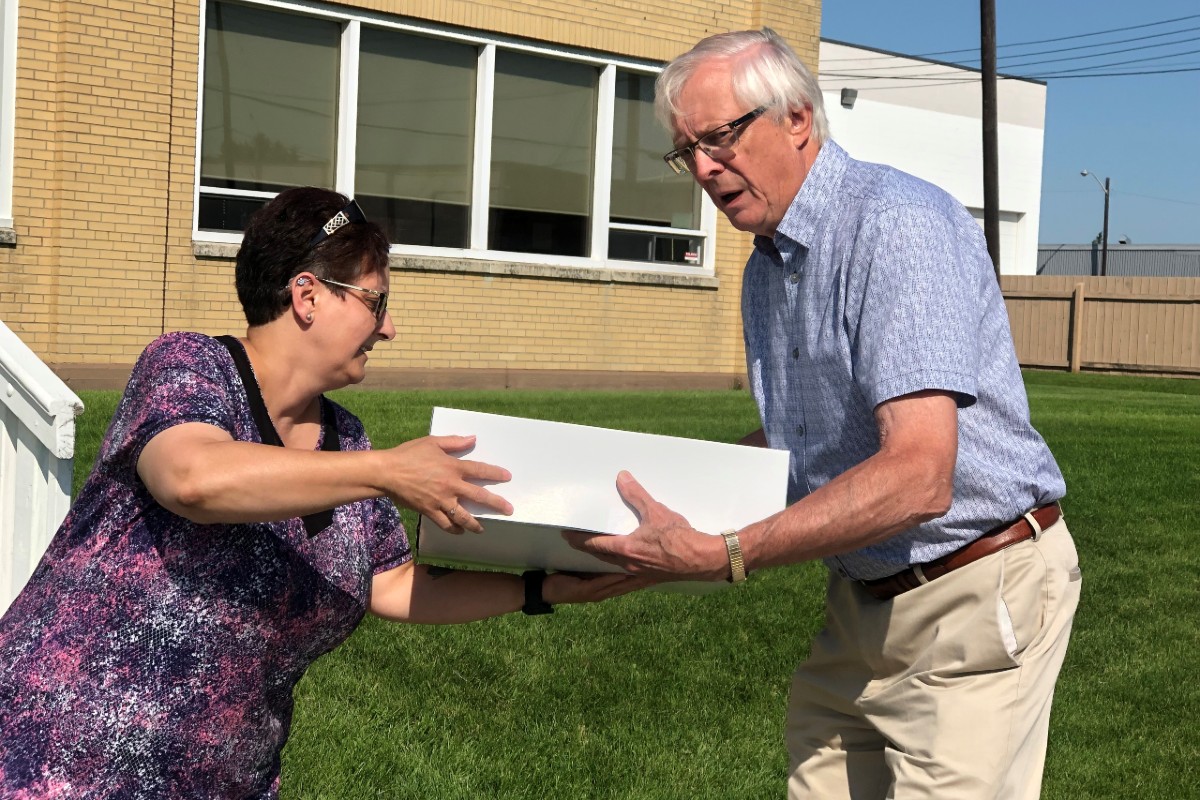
[{"x1": 819, "y1": 39, "x2": 1047, "y2": 275}]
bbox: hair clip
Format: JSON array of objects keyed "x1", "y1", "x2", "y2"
[{"x1": 308, "y1": 199, "x2": 367, "y2": 249}]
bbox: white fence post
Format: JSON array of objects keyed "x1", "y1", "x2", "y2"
[{"x1": 0, "y1": 320, "x2": 84, "y2": 615}]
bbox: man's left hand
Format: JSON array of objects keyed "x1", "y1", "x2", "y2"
[{"x1": 562, "y1": 471, "x2": 730, "y2": 582}]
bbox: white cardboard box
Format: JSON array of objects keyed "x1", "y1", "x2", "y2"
[{"x1": 416, "y1": 408, "x2": 790, "y2": 584}]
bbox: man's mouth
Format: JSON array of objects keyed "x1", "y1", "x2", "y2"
[{"x1": 719, "y1": 189, "x2": 742, "y2": 205}]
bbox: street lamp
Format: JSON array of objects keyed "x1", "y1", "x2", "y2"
[{"x1": 1080, "y1": 169, "x2": 1110, "y2": 277}]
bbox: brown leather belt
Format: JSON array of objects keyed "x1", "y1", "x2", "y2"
[{"x1": 860, "y1": 503, "x2": 1062, "y2": 601}]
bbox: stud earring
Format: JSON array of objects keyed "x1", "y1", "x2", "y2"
[
  {"x1": 295, "y1": 277, "x2": 310, "y2": 286},
  {"x1": 306, "y1": 312, "x2": 313, "y2": 322}
]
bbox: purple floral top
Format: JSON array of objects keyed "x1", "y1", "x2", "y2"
[{"x1": 0, "y1": 332, "x2": 411, "y2": 798}]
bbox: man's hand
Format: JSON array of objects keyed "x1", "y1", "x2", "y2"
[{"x1": 562, "y1": 471, "x2": 730, "y2": 582}]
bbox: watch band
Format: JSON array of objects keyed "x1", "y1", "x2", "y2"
[
  {"x1": 721, "y1": 530, "x2": 747, "y2": 583},
  {"x1": 521, "y1": 570, "x2": 554, "y2": 615}
]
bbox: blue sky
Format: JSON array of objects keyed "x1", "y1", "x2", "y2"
[{"x1": 820, "y1": 0, "x2": 1200, "y2": 244}]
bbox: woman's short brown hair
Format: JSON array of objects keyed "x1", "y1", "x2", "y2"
[{"x1": 235, "y1": 187, "x2": 391, "y2": 326}]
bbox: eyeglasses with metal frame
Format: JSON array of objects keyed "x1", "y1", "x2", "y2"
[
  {"x1": 662, "y1": 106, "x2": 769, "y2": 175},
  {"x1": 313, "y1": 276, "x2": 389, "y2": 324}
]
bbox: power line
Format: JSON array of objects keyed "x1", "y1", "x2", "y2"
[
  {"x1": 1045, "y1": 189, "x2": 1200, "y2": 207},
  {"x1": 822, "y1": 41, "x2": 1200, "y2": 82},
  {"x1": 821, "y1": 12, "x2": 1200, "y2": 62},
  {"x1": 825, "y1": 77, "x2": 985, "y2": 91},
  {"x1": 1025, "y1": 65, "x2": 1200, "y2": 79},
  {"x1": 822, "y1": 71, "x2": 984, "y2": 82},
  {"x1": 1020, "y1": 45, "x2": 1200, "y2": 76},
  {"x1": 995, "y1": 23, "x2": 1200, "y2": 62},
  {"x1": 820, "y1": 18, "x2": 1200, "y2": 86},
  {"x1": 1120, "y1": 192, "x2": 1200, "y2": 207},
  {"x1": 997, "y1": 32, "x2": 1200, "y2": 70},
  {"x1": 826, "y1": 24, "x2": 1200, "y2": 72},
  {"x1": 940, "y1": 12, "x2": 1200, "y2": 54},
  {"x1": 821, "y1": 62, "x2": 1200, "y2": 88},
  {"x1": 998, "y1": 23, "x2": 1200, "y2": 63}
]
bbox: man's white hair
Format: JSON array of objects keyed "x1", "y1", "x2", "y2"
[{"x1": 654, "y1": 28, "x2": 829, "y2": 145}]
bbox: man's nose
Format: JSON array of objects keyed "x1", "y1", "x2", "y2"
[{"x1": 691, "y1": 147, "x2": 725, "y2": 179}]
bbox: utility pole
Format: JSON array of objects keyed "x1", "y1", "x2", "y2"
[
  {"x1": 1100, "y1": 176, "x2": 1111, "y2": 277},
  {"x1": 981, "y1": 0, "x2": 1000, "y2": 280},
  {"x1": 1081, "y1": 170, "x2": 1111, "y2": 277}
]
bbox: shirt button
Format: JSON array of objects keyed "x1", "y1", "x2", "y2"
[
  {"x1": 789, "y1": 273, "x2": 799, "y2": 283},
  {"x1": 796, "y1": 424, "x2": 806, "y2": 436},
  {"x1": 792, "y1": 347, "x2": 799, "y2": 359}
]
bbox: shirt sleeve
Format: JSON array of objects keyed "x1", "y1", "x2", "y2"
[
  {"x1": 369, "y1": 497, "x2": 412, "y2": 574},
  {"x1": 847, "y1": 201, "x2": 984, "y2": 410},
  {"x1": 99, "y1": 333, "x2": 240, "y2": 485}
]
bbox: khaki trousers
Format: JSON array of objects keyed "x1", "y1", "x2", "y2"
[{"x1": 786, "y1": 519, "x2": 1081, "y2": 799}]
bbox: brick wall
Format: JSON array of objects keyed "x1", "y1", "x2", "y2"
[{"x1": 0, "y1": 0, "x2": 821, "y2": 389}]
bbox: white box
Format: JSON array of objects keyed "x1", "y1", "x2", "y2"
[{"x1": 416, "y1": 408, "x2": 790, "y2": 587}]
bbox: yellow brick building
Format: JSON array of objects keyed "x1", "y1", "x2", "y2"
[{"x1": 0, "y1": 0, "x2": 820, "y2": 389}]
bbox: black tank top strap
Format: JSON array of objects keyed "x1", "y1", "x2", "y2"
[{"x1": 215, "y1": 335, "x2": 338, "y2": 537}]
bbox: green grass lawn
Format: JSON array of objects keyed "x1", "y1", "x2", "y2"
[{"x1": 70, "y1": 372, "x2": 1199, "y2": 798}]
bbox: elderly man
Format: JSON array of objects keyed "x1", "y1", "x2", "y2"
[{"x1": 568, "y1": 28, "x2": 1081, "y2": 799}]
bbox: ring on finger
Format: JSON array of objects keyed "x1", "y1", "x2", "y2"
[{"x1": 446, "y1": 505, "x2": 459, "y2": 520}]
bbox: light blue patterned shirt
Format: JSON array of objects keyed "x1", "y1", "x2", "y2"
[{"x1": 743, "y1": 141, "x2": 1065, "y2": 581}]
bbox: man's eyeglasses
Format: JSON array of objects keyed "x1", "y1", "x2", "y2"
[
  {"x1": 308, "y1": 199, "x2": 368, "y2": 248},
  {"x1": 662, "y1": 106, "x2": 768, "y2": 175},
  {"x1": 315, "y1": 276, "x2": 389, "y2": 324}
]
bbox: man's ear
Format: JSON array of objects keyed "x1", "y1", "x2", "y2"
[{"x1": 789, "y1": 104, "x2": 812, "y2": 146}]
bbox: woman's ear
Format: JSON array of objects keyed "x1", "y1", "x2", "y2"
[{"x1": 290, "y1": 272, "x2": 318, "y2": 323}]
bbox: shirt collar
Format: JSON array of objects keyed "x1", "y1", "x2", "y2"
[{"x1": 754, "y1": 140, "x2": 850, "y2": 253}]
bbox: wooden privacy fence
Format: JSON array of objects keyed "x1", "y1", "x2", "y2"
[{"x1": 1001, "y1": 276, "x2": 1200, "y2": 377}]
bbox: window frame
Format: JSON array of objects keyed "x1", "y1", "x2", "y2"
[
  {"x1": 0, "y1": 0, "x2": 18, "y2": 233},
  {"x1": 192, "y1": 0, "x2": 715, "y2": 276}
]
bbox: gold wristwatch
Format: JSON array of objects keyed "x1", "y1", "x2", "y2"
[{"x1": 721, "y1": 529, "x2": 747, "y2": 583}]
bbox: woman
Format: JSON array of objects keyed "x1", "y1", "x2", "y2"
[{"x1": 0, "y1": 188, "x2": 645, "y2": 798}]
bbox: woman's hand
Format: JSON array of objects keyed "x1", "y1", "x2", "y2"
[
  {"x1": 542, "y1": 571, "x2": 655, "y2": 605},
  {"x1": 379, "y1": 435, "x2": 513, "y2": 533}
]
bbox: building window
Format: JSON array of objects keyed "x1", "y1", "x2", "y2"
[
  {"x1": 609, "y1": 71, "x2": 702, "y2": 266},
  {"x1": 199, "y1": 2, "x2": 339, "y2": 231},
  {"x1": 195, "y1": 0, "x2": 708, "y2": 273},
  {"x1": 0, "y1": 0, "x2": 18, "y2": 232},
  {"x1": 356, "y1": 28, "x2": 475, "y2": 249},
  {"x1": 489, "y1": 51, "x2": 597, "y2": 258}
]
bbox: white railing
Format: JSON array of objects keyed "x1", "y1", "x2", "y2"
[{"x1": 0, "y1": 319, "x2": 83, "y2": 615}]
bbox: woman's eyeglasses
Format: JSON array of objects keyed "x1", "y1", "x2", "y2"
[{"x1": 314, "y1": 276, "x2": 389, "y2": 324}]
